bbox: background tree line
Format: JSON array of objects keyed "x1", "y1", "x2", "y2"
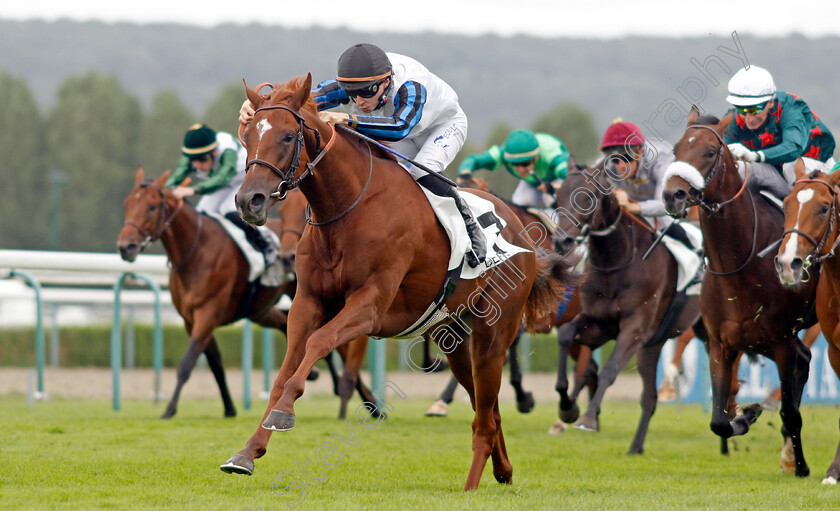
[{"x1": 0, "y1": 70, "x2": 598, "y2": 252}]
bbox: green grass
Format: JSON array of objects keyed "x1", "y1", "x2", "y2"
[{"x1": 2, "y1": 395, "x2": 840, "y2": 510}]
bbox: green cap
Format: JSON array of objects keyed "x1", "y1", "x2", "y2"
[
  {"x1": 502, "y1": 130, "x2": 540, "y2": 163},
  {"x1": 182, "y1": 123, "x2": 217, "y2": 157}
]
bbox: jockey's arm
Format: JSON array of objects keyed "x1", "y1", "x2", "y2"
[
  {"x1": 192, "y1": 149, "x2": 239, "y2": 195},
  {"x1": 458, "y1": 147, "x2": 503, "y2": 175},
  {"x1": 166, "y1": 156, "x2": 192, "y2": 187}
]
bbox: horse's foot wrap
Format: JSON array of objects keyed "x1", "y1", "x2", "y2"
[
  {"x1": 220, "y1": 454, "x2": 254, "y2": 475},
  {"x1": 424, "y1": 400, "x2": 448, "y2": 417},
  {"x1": 559, "y1": 402, "x2": 580, "y2": 424},
  {"x1": 262, "y1": 410, "x2": 296, "y2": 431}
]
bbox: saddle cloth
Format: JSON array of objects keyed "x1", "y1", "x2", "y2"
[
  {"x1": 659, "y1": 222, "x2": 703, "y2": 296},
  {"x1": 391, "y1": 185, "x2": 533, "y2": 339},
  {"x1": 204, "y1": 212, "x2": 285, "y2": 287}
]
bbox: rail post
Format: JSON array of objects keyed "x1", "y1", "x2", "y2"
[{"x1": 7, "y1": 269, "x2": 48, "y2": 400}]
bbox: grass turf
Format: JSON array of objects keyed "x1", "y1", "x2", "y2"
[{"x1": 2, "y1": 394, "x2": 840, "y2": 510}]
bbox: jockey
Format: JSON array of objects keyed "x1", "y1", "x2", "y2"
[
  {"x1": 457, "y1": 129, "x2": 570, "y2": 210},
  {"x1": 167, "y1": 123, "x2": 276, "y2": 266},
  {"x1": 597, "y1": 119, "x2": 702, "y2": 255},
  {"x1": 723, "y1": 65, "x2": 836, "y2": 198},
  {"x1": 239, "y1": 43, "x2": 486, "y2": 268}
]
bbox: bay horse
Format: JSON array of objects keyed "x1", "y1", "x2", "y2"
[
  {"x1": 775, "y1": 159, "x2": 840, "y2": 483},
  {"x1": 118, "y1": 168, "x2": 291, "y2": 419},
  {"x1": 220, "y1": 74, "x2": 575, "y2": 491},
  {"x1": 662, "y1": 108, "x2": 816, "y2": 477},
  {"x1": 550, "y1": 162, "x2": 704, "y2": 455}
]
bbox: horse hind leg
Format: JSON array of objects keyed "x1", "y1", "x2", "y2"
[
  {"x1": 161, "y1": 325, "x2": 213, "y2": 419},
  {"x1": 555, "y1": 321, "x2": 580, "y2": 424},
  {"x1": 627, "y1": 344, "x2": 661, "y2": 455},
  {"x1": 204, "y1": 337, "x2": 236, "y2": 417},
  {"x1": 507, "y1": 326, "x2": 535, "y2": 413},
  {"x1": 777, "y1": 338, "x2": 812, "y2": 477}
]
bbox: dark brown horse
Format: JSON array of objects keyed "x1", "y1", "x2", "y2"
[
  {"x1": 551, "y1": 162, "x2": 704, "y2": 454},
  {"x1": 662, "y1": 108, "x2": 816, "y2": 477},
  {"x1": 220, "y1": 75, "x2": 575, "y2": 490},
  {"x1": 775, "y1": 159, "x2": 840, "y2": 483},
  {"x1": 117, "y1": 168, "x2": 291, "y2": 419}
]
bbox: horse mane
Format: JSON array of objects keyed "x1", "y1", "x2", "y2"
[{"x1": 268, "y1": 76, "x2": 319, "y2": 113}]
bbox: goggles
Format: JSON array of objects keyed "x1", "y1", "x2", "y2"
[
  {"x1": 188, "y1": 153, "x2": 211, "y2": 163},
  {"x1": 735, "y1": 101, "x2": 768, "y2": 116},
  {"x1": 510, "y1": 157, "x2": 538, "y2": 168},
  {"x1": 345, "y1": 81, "x2": 385, "y2": 99}
]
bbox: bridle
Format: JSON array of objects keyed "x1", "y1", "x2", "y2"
[
  {"x1": 123, "y1": 182, "x2": 202, "y2": 273},
  {"x1": 679, "y1": 124, "x2": 758, "y2": 276},
  {"x1": 243, "y1": 104, "x2": 335, "y2": 200},
  {"x1": 684, "y1": 124, "x2": 750, "y2": 214},
  {"x1": 783, "y1": 178, "x2": 840, "y2": 269}
]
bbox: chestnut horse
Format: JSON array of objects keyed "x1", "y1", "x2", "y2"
[
  {"x1": 118, "y1": 168, "x2": 291, "y2": 419},
  {"x1": 551, "y1": 163, "x2": 704, "y2": 455},
  {"x1": 662, "y1": 108, "x2": 816, "y2": 477},
  {"x1": 220, "y1": 75, "x2": 575, "y2": 490},
  {"x1": 275, "y1": 188, "x2": 379, "y2": 420},
  {"x1": 775, "y1": 160, "x2": 840, "y2": 483}
]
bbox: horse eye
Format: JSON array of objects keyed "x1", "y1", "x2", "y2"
[
  {"x1": 148, "y1": 205, "x2": 157, "y2": 213},
  {"x1": 283, "y1": 133, "x2": 295, "y2": 143},
  {"x1": 820, "y1": 203, "x2": 830, "y2": 214},
  {"x1": 706, "y1": 150, "x2": 716, "y2": 158}
]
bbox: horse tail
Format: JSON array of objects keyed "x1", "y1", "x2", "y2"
[{"x1": 524, "y1": 251, "x2": 583, "y2": 331}]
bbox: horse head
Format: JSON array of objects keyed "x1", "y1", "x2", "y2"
[
  {"x1": 551, "y1": 163, "x2": 613, "y2": 255},
  {"x1": 117, "y1": 168, "x2": 176, "y2": 262},
  {"x1": 776, "y1": 158, "x2": 840, "y2": 286},
  {"x1": 662, "y1": 106, "x2": 735, "y2": 218},
  {"x1": 236, "y1": 74, "x2": 324, "y2": 226}
]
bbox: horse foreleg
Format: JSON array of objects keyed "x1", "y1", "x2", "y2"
[
  {"x1": 822, "y1": 343, "x2": 840, "y2": 484},
  {"x1": 577, "y1": 324, "x2": 639, "y2": 433},
  {"x1": 658, "y1": 328, "x2": 694, "y2": 402},
  {"x1": 337, "y1": 336, "x2": 376, "y2": 420},
  {"x1": 707, "y1": 340, "x2": 758, "y2": 440},
  {"x1": 162, "y1": 318, "x2": 215, "y2": 419},
  {"x1": 627, "y1": 344, "x2": 662, "y2": 455},
  {"x1": 764, "y1": 324, "x2": 820, "y2": 410},
  {"x1": 203, "y1": 337, "x2": 236, "y2": 417},
  {"x1": 221, "y1": 298, "x2": 323, "y2": 476},
  {"x1": 776, "y1": 337, "x2": 811, "y2": 477},
  {"x1": 555, "y1": 321, "x2": 579, "y2": 425}
]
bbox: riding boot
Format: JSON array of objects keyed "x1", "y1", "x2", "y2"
[
  {"x1": 224, "y1": 212, "x2": 278, "y2": 267},
  {"x1": 444, "y1": 186, "x2": 487, "y2": 268}
]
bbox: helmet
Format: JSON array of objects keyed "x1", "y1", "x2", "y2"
[
  {"x1": 502, "y1": 130, "x2": 540, "y2": 163},
  {"x1": 336, "y1": 43, "x2": 392, "y2": 91},
  {"x1": 601, "y1": 119, "x2": 645, "y2": 151},
  {"x1": 726, "y1": 66, "x2": 776, "y2": 106},
  {"x1": 182, "y1": 123, "x2": 217, "y2": 157}
]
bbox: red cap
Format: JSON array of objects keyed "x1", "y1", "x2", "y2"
[{"x1": 601, "y1": 119, "x2": 645, "y2": 151}]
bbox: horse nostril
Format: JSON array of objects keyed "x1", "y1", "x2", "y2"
[
  {"x1": 790, "y1": 257, "x2": 803, "y2": 272},
  {"x1": 674, "y1": 189, "x2": 687, "y2": 201},
  {"x1": 249, "y1": 193, "x2": 265, "y2": 210},
  {"x1": 774, "y1": 256, "x2": 782, "y2": 273}
]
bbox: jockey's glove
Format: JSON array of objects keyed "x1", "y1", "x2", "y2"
[
  {"x1": 457, "y1": 169, "x2": 473, "y2": 177},
  {"x1": 727, "y1": 143, "x2": 765, "y2": 163}
]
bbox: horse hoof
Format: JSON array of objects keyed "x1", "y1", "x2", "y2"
[
  {"x1": 559, "y1": 402, "x2": 580, "y2": 424},
  {"x1": 516, "y1": 392, "x2": 535, "y2": 414},
  {"x1": 306, "y1": 367, "x2": 320, "y2": 381},
  {"x1": 761, "y1": 397, "x2": 780, "y2": 411},
  {"x1": 741, "y1": 403, "x2": 763, "y2": 423},
  {"x1": 796, "y1": 466, "x2": 810, "y2": 478},
  {"x1": 365, "y1": 401, "x2": 387, "y2": 419},
  {"x1": 657, "y1": 382, "x2": 677, "y2": 402},
  {"x1": 424, "y1": 400, "x2": 448, "y2": 417},
  {"x1": 547, "y1": 419, "x2": 567, "y2": 435},
  {"x1": 160, "y1": 410, "x2": 175, "y2": 420},
  {"x1": 574, "y1": 416, "x2": 599, "y2": 432},
  {"x1": 262, "y1": 410, "x2": 296, "y2": 431},
  {"x1": 822, "y1": 476, "x2": 838, "y2": 485},
  {"x1": 220, "y1": 454, "x2": 254, "y2": 475},
  {"x1": 224, "y1": 409, "x2": 237, "y2": 418}
]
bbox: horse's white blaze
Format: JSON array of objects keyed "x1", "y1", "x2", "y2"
[
  {"x1": 778, "y1": 188, "x2": 814, "y2": 266},
  {"x1": 252, "y1": 118, "x2": 272, "y2": 162}
]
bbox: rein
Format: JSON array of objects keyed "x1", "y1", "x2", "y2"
[{"x1": 783, "y1": 179, "x2": 840, "y2": 267}]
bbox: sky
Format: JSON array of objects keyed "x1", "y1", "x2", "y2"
[{"x1": 2, "y1": 0, "x2": 838, "y2": 39}]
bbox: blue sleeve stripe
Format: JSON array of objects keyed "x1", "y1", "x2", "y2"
[
  {"x1": 312, "y1": 79, "x2": 349, "y2": 111},
  {"x1": 355, "y1": 82, "x2": 426, "y2": 141}
]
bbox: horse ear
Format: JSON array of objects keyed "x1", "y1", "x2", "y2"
[
  {"x1": 686, "y1": 105, "x2": 700, "y2": 126},
  {"x1": 719, "y1": 110, "x2": 734, "y2": 132},
  {"x1": 793, "y1": 158, "x2": 807, "y2": 182},
  {"x1": 158, "y1": 169, "x2": 171, "y2": 187},
  {"x1": 135, "y1": 167, "x2": 145, "y2": 186},
  {"x1": 290, "y1": 73, "x2": 313, "y2": 110},
  {"x1": 244, "y1": 79, "x2": 263, "y2": 109}
]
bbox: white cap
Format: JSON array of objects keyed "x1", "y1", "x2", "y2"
[{"x1": 726, "y1": 65, "x2": 776, "y2": 106}]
